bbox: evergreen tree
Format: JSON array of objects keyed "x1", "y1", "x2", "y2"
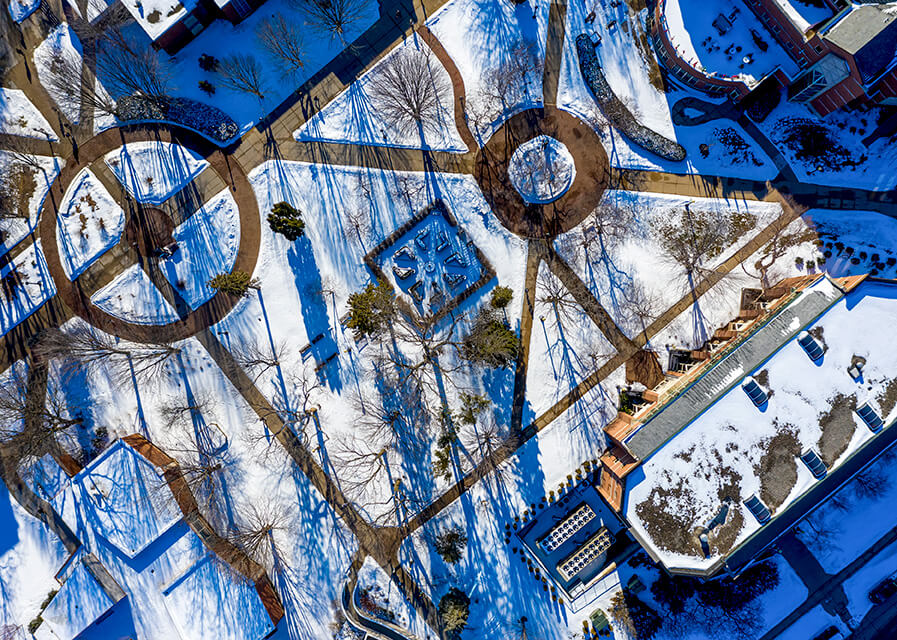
[
  {"x1": 346, "y1": 282, "x2": 396, "y2": 339},
  {"x1": 434, "y1": 526, "x2": 467, "y2": 564},
  {"x1": 268, "y1": 201, "x2": 305, "y2": 241},
  {"x1": 438, "y1": 587, "x2": 471, "y2": 637},
  {"x1": 207, "y1": 270, "x2": 260, "y2": 297},
  {"x1": 490, "y1": 285, "x2": 513, "y2": 310},
  {"x1": 462, "y1": 310, "x2": 519, "y2": 368}
]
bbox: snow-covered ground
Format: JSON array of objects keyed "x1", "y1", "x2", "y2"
[
  {"x1": 773, "y1": 0, "x2": 834, "y2": 34},
  {"x1": 7, "y1": 0, "x2": 40, "y2": 22},
  {"x1": 0, "y1": 153, "x2": 62, "y2": 259},
  {"x1": 626, "y1": 277, "x2": 897, "y2": 571},
  {"x1": 32, "y1": 24, "x2": 116, "y2": 133},
  {"x1": 0, "y1": 241, "x2": 57, "y2": 336},
  {"x1": 162, "y1": 189, "x2": 240, "y2": 309},
  {"x1": 56, "y1": 169, "x2": 124, "y2": 279},
  {"x1": 842, "y1": 539, "x2": 897, "y2": 623},
  {"x1": 295, "y1": 33, "x2": 466, "y2": 152},
  {"x1": 123, "y1": 0, "x2": 194, "y2": 40},
  {"x1": 758, "y1": 100, "x2": 897, "y2": 190},
  {"x1": 775, "y1": 604, "x2": 847, "y2": 640},
  {"x1": 0, "y1": 492, "x2": 69, "y2": 635},
  {"x1": 426, "y1": 0, "x2": 549, "y2": 142},
  {"x1": 90, "y1": 264, "x2": 181, "y2": 325},
  {"x1": 104, "y1": 141, "x2": 208, "y2": 205},
  {"x1": 0, "y1": 88, "x2": 58, "y2": 140},
  {"x1": 116, "y1": 0, "x2": 380, "y2": 135}
]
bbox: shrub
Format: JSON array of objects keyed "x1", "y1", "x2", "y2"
[
  {"x1": 207, "y1": 270, "x2": 259, "y2": 297},
  {"x1": 438, "y1": 588, "x2": 470, "y2": 637},
  {"x1": 116, "y1": 95, "x2": 239, "y2": 143},
  {"x1": 28, "y1": 617, "x2": 43, "y2": 634},
  {"x1": 346, "y1": 282, "x2": 396, "y2": 339},
  {"x1": 490, "y1": 285, "x2": 513, "y2": 309},
  {"x1": 267, "y1": 201, "x2": 305, "y2": 241},
  {"x1": 199, "y1": 53, "x2": 219, "y2": 72},
  {"x1": 434, "y1": 526, "x2": 468, "y2": 564},
  {"x1": 198, "y1": 80, "x2": 216, "y2": 96}
]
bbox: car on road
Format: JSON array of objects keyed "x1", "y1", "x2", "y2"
[{"x1": 868, "y1": 576, "x2": 897, "y2": 604}]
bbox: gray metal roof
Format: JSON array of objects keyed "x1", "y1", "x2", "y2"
[{"x1": 625, "y1": 281, "x2": 844, "y2": 461}]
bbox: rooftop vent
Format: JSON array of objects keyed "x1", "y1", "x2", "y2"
[
  {"x1": 856, "y1": 402, "x2": 884, "y2": 433},
  {"x1": 797, "y1": 331, "x2": 824, "y2": 361},
  {"x1": 741, "y1": 376, "x2": 768, "y2": 407},
  {"x1": 799, "y1": 449, "x2": 827, "y2": 479},
  {"x1": 744, "y1": 494, "x2": 771, "y2": 524}
]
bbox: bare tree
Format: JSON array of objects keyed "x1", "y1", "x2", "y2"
[
  {"x1": 0, "y1": 362, "x2": 83, "y2": 459},
  {"x1": 367, "y1": 45, "x2": 450, "y2": 140},
  {"x1": 469, "y1": 40, "x2": 541, "y2": 136},
  {"x1": 290, "y1": 0, "x2": 369, "y2": 45},
  {"x1": 33, "y1": 326, "x2": 180, "y2": 383},
  {"x1": 256, "y1": 14, "x2": 306, "y2": 78},
  {"x1": 232, "y1": 337, "x2": 290, "y2": 385},
  {"x1": 96, "y1": 44, "x2": 171, "y2": 104},
  {"x1": 44, "y1": 52, "x2": 117, "y2": 118},
  {"x1": 228, "y1": 500, "x2": 291, "y2": 573},
  {"x1": 217, "y1": 54, "x2": 267, "y2": 100},
  {"x1": 537, "y1": 268, "x2": 579, "y2": 330},
  {"x1": 741, "y1": 220, "x2": 816, "y2": 290}
]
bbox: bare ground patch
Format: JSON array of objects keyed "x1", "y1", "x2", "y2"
[
  {"x1": 876, "y1": 378, "x2": 897, "y2": 419},
  {"x1": 818, "y1": 393, "x2": 857, "y2": 467},
  {"x1": 754, "y1": 422, "x2": 801, "y2": 512},
  {"x1": 635, "y1": 464, "x2": 744, "y2": 557}
]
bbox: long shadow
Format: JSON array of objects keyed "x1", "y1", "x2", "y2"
[{"x1": 286, "y1": 236, "x2": 343, "y2": 392}]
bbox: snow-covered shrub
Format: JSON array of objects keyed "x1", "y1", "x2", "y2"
[
  {"x1": 575, "y1": 35, "x2": 686, "y2": 162},
  {"x1": 117, "y1": 95, "x2": 239, "y2": 143}
]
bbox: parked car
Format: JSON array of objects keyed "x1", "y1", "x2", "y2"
[
  {"x1": 869, "y1": 576, "x2": 897, "y2": 604},
  {"x1": 811, "y1": 625, "x2": 844, "y2": 640}
]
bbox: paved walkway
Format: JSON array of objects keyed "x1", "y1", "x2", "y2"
[{"x1": 778, "y1": 532, "x2": 851, "y2": 624}]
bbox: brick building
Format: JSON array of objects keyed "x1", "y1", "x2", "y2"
[{"x1": 651, "y1": 0, "x2": 897, "y2": 116}]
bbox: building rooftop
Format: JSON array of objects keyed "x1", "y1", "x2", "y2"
[
  {"x1": 122, "y1": 0, "x2": 199, "y2": 40},
  {"x1": 517, "y1": 482, "x2": 626, "y2": 600},
  {"x1": 824, "y1": 3, "x2": 897, "y2": 81},
  {"x1": 770, "y1": 0, "x2": 835, "y2": 34},
  {"x1": 623, "y1": 277, "x2": 897, "y2": 573}
]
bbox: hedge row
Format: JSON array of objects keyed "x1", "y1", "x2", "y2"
[
  {"x1": 576, "y1": 35, "x2": 686, "y2": 162},
  {"x1": 116, "y1": 95, "x2": 240, "y2": 144}
]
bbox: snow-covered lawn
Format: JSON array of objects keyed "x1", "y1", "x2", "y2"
[
  {"x1": 0, "y1": 492, "x2": 69, "y2": 634},
  {"x1": 0, "y1": 88, "x2": 57, "y2": 140},
  {"x1": 104, "y1": 141, "x2": 208, "y2": 205},
  {"x1": 295, "y1": 34, "x2": 466, "y2": 152},
  {"x1": 0, "y1": 153, "x2": 62, "y2": 259},
  {"x1": 136, "y1": 0, "x2": 380, "y2": 134},
  {"x1": 662, "y1": 0, "x2": 798, "y2": 86},
  {"x1": 56, "y1": 169, "x2": 124, "y2": 279},
  {"x1": 0, "y1": 241, "x2": 57, "y2": 336},
  {"x1": 124, "y1": 0, "x2": 193, "y2": 40},
  {"x1": 758, "y1": 100, "x2": 897, "y2": 190},
  {"x1": 90, "y1": 264, "x2": 180, "y2": 325},
  {"x1": 775, "y1": 604, "x2": 846, "y2": 640},
  {"x1": 162, "y1": 189, "x2": 240, "y2": 309},
  {"x1": 7, "y1": 0, "x2": 40, "y2": 22},
  {"x1": 33, "y1": 24, "x2": 116, "y2": 133},
  {"x1": 426, "y1": 0, "x2": 549, "y2": 141}
]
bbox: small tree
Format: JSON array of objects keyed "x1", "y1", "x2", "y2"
[
  {"x1": 438, "y1": 587, "x2": 470, "y2": 638},
  {"x1": 217, "y1": 54, "x2": 267, "y2": 100},
  {"x1": 290, "y1": 0, "x2": 369, "y2": 45},
  {"x1": 346, "y1": 281, "x2": 396, "y2": 339},
  {"x1": 267, "y1": 201, "x2": 305, "y2": 240},
  {"x1": 490, "y1": 285, "x2": 513, "y2": 310},
  {"x1": 207, "y1": 271, "x2": 260, "y2": 297},
  {"x1": 609, "y1": 591, "x2": 662, "y2": 640},
  {"x1": 434, "y1": 525, "x2": 467, "y2": 564},
  {"x1": 462, "y1": 310, "x2": 518, "y2": 368},
  {"x1": 256, "y1": 13, "x2": 306, "y2": 78}
]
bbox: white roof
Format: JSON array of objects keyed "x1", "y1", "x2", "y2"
[
  {"x1": 55, "y1": 440, "x2": 182, "y2": 558},
  {"x1": 122, "y1": 0, "x2": 199, "y2": 40},
  {"x1": 771, "y1": 0, "x2": 834, "y2": 34},
  {"x1": 39, "y1": 561, "x2": 116, "y2": 640},
  {"x1": 625, "y1": 278, "x2": 897, "y2": 570}
]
